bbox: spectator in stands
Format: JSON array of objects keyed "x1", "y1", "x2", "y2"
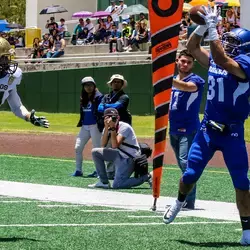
[
  {"x1": 46, "y1": 34, "x2": 65, "y2": 58},
  {"x1": 58, "y1": 18, "x2": 68, "y2": 38},
  {"x1": 73, "y1": 18, "x2": 85, "y2": 44},
  {"x1": 7, "y1": 35, "x2": 16, "y2": 46},
  {"x1": 52, "y1": 29, "x2": 58, "y2": 40},
  {"x1": 124, "y1": 22, "x2": 139, "y2": 52},
  {"x1": 235, "y1": 6, "x2": 240, "y2": 28},
  {"x1": 109, "y1": 24, "x2": 121, "y2": 53},
  {"x1": 105, "y1": 15, "x2": 114, "y2": 39},
  {"x1": 15, "y1": 32, "x2": 24, "y2": 48},
  {"x1": 118, "y1": 21, "x2": 131, "y2": 51},
  {"x1": 26, "y1": 37, "x2": 42, "y2": 63},
  {"x1": 45, "y1": 17, "x2": 58, "y2": 35},
  {"x1": 117, "y1": 0, "x2": 129, "y2": 23},
  {"x1": 139, "y1": 13, "x2": 148, "y2": 28},
  {"x1": 40, "y1": 33, "x2": 50, "y2": 57},
  {"x1": 85, "y1": 18, "x2": 95, "y2": 34},
  {"x1": 72, "y1": 76, "x2": 103, "y2": 177},
  {"x1": 105, "y1": 0, "x2": 119, "y2": 27},
  {"x1": 129, "y1": 16, "x2": 136, "y2": 31},
  {"x1": 94, "y1": 18, "x2": 107, "y2": 43},
  {"x1": 77, "y1": 27, "x2": 94, "y2": 45},
  {"x1": 226, "y1": 8, "x2": 236, "y2": 26},
  {"x1": 128, "y1": 21, "x2": 148, "y2": 51}
]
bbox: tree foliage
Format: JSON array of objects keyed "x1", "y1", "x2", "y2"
[{"x1": 0, "y1": 0, "x2": 25, "y2": 25}]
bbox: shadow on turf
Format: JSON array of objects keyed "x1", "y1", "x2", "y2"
[
  {"x1": 177, "y1": 240, "x2": 240, "y2": 248},
  {"x1": 0, "y1": 237, "x2": 41, "y2": 242}
]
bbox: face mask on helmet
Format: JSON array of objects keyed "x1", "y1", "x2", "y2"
[
  {"x1": 0, "y1": 55, "x2": 18, "y2": 77},
  {"x1": 222, "y1": 33, "x2": 241, "y2": 58},
  {"x1": 222, "y1": 29, "x2": 250, "y2": 58}
]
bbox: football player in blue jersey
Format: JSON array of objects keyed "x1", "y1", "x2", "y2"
[
  {"x1": 169, "y1": 49, "x2": 205, "y2": 210},
  {"x1": 163, "y1": 5, "x2": 250, "y2": 245},
  {"x1": 0, "y1": 37, "x2": 49, "y2": 128}
]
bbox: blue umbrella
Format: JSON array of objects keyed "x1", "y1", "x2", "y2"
[{"x1": 0, "y1": 20, "x2": 10, "y2": 32}]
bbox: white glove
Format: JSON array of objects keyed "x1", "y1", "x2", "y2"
[
  {"x1": 30, "y1": 109, "x2": 50, "y2": 128},
  {"x1": 193, "y1": 25, "x2": 208, "y2": 37},
  {"x1": 198, "y1": 5, "x2": 220, "y2": 41}
]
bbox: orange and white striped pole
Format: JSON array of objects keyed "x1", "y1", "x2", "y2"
[{"x1": 148, "y1": 0, "x2": 184, "y2": 211}]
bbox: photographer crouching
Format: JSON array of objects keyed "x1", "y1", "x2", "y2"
[{"x1": 88, "y1": 108, "x2": 152, "y2": 189}]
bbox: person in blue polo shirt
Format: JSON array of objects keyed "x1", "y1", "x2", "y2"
[{"x1": 169, "y1": 49, "x2": 205, "y2": 210}]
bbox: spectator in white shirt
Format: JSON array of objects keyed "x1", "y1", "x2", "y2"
[
  {"x1": 105, "y1": 0, "x2": 119, "y2": 27},
  {"x1": 58, "y1": 18, "x2": 68, "y2": 38},
  {"x1": 85, "y1": 18, "x2": 95, "y2": 34},
  {"x1": 118, "y1": 0, "x2": 129, "y2": 23}
]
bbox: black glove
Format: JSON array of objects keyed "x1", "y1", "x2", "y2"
[{"x1": 30, "y1": 109, "x2": 50, "y2": 128}]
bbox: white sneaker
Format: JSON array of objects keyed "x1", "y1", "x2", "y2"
[
  {"x1": 88, "y1": 181, "x2": 110, "y2": 189},
  {"x1": 240, "y1": 231, "x2": 250, "y2": 246},
  {"x1": 163, "y1": 200, "x2": 183, "y2": 224}
]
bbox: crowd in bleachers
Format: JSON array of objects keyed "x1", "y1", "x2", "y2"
[
  {"x1": 180, "y1": 7, "x2": 241, "y2": 41},
  {"x1": 0, "y1": 2, "x2": 242, "y2": 61},
  {"x1": 69, "y1": 12, "x2": 150, "y2": 53}
]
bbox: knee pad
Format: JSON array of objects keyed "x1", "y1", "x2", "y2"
[
  {"x1": 230, "y1": 170, "x2": 250, "y2": 191},
  {"x1": 182, "y1": 167, "x2": 203, "y2": 185}
]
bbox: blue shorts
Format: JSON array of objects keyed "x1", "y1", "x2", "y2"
[{"x1": 182, "y1": 123, "x2": 249, "y2": 190}]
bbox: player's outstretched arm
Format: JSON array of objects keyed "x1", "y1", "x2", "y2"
[
  {"x1": 209, "y1": 40, "x2": 246, "y2": 79},
  {"x1": 173, "y1": 79, "x2": 198, "y2": 92},
  {"x1": 186, "y1": 28, "x2": 209, "y2": 69},
  {"x1": 199, "y1": 5, "x2": 246, "y2": 80},
  {"x1": 7, "y1": 89, "x2": 50, "y2": 128}
]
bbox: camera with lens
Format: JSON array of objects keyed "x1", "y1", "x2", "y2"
[{"x1": 111, "y1": 116, "x2": 117, "y2": 122}]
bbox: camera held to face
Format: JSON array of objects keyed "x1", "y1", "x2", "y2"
[{"x1": 111, "y1": 116, "x2": 117, "y2": 122}]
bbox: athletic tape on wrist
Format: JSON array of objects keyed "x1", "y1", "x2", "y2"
[{"x1": 194, "y1": 25, "x2": 207, "y2": 37}]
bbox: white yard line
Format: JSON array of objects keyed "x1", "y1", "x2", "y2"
[
  {"x1": 0, "y1": 221, "x2": 238, "y2": 228},
  {"x1": 79, "y1": 210, "x2": 136, "y2": 213},
  {"x1": 0, "y1": 180, "x2": 240, "y2": 222},
  {"x1": 38, "y1": 205, "x2": 136, "y2": 212},
  {"x1": 38, "y1": 205, "x2": 94, "y2": 208},
  {"x1": 128, "y1": 215, "x2": 187, "y2": 218}
]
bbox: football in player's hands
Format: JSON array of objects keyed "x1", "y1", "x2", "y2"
[
  {"x1": 30, "y1": 109, "x2": 50, "y2": 128},
  {"x1": 189, "y1": 5, "x2": 206, "y2": 25}
]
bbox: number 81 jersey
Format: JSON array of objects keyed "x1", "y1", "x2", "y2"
[
  {"x1": 0, "y1": 68, "x2": 22, "y2": 106},
  {"x1": 206, "y1": 55, "x2": 250, "y2": 124}
]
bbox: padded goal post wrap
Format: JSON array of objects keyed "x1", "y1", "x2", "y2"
[{"x1": 148, "y1": 0, "x2": 184, "y2": 198}]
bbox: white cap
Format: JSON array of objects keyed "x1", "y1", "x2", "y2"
[
  {"x1": 122, "y1": 21, "x2": 128, "y2": 25},
  {"x1": 81, "y1": 76, "x2": 96, "y2": 85}
]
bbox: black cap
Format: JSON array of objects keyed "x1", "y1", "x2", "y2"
[{"x1": 104, "y1": 108, "x2": 119, "y2": 117}]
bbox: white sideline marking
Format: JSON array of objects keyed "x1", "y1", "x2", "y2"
[
  {"x1": 0, "y1": 201, "x2": 50, "y2": 203},
  {"x1": 0, "y1": 221, "x2": 238, "y2": 228},
  {"x1": 0, "y1": 180, "x2": 240, "y2": 222}
]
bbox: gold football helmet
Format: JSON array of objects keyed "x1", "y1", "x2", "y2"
[{"x1": 0, "y1": 37, "x2": 18, "y2": 76}]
